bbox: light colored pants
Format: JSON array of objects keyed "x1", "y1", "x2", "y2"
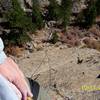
[
  {"x1": 0, "y1": 75, "x2": 51, "y2": 100},
  {"x1": 0, "y1": 74, "x2": 19, "y2": 100}
]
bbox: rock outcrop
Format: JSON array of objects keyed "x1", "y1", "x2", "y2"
[
  {"x1": 0, "y1": 0, "x2": 12, "y2": 12},
  {"x1": 0, "y1": 0, "x2": 87, "y2": 15}
]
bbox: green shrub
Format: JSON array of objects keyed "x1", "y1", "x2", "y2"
[
  {"x1": 2, "y1": 28, "x2": 31, "y2": 46},
  {"x1": 49, "y1": 32, "x2": 59, "y2": 44}
]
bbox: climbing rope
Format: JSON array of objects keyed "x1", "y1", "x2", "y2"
[
  {"x1": 30, "y1": 46, "x2": 52, "y2": 88},
  {"x1": 30, "y1": 52, "x2": 47, "y2": 79}
]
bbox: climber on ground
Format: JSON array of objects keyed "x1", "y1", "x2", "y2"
[
  {"x1": 0, "y1": 37, "x2": 33, "y2": 100},
  {"x1": 0, "y1": 37, "x2": 51, "y2": 100}
]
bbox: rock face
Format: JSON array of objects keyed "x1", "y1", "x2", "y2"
[
  {"x1": 38, "y1": 0, "x2": 86, "y2": 13},
  {"x1": 0, "y1": 0, "x2": 12, "y2": 12},
  {"x1": 72, "y1": 0, "x2": 86, "y2": 13},
  {"x1": 0, "y1": 0, "x2": 32, "y2": 12},
  {"x1": 38, "y1": 0, "x2": 49, "y2": 7},
  {"x1": 18, "y1": 0, "x2": 49, "y2": 9},
  {"x1": 0, "y1": 0, "x2": 87, "y2": 14},
  {"x1": 17, "y1": 0, "x2": 32, "y2": 12},
  {"x1": 25, "y1": 0, "x2": 32, "y2": 7}
]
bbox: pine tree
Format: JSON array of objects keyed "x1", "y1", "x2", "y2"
[
  {"x1": 60, "y1": 0, "x2": 72, "y2": 30},
  {"x1": 4, "y1": 0, "x2": 34, "y2": 32},
  {"x1": 4, "y1": 0, "x2": 35, "y2": 45},
  {"x1": 84, "y1": 0, "x2": 97, "y2": 27},
  {"x1": 96, "y1": 0, "x2": 100, "y2": 15},
  {"x1": 32, "y1": 0, "x2": 44, "y2": 29},
  {"x1": 48, "y1": 0, "x2": 60, "y2": 20}
]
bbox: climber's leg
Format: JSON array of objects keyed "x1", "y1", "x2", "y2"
[{"x1": 0, "y1": 74, "x2": 19, "y2": 100}]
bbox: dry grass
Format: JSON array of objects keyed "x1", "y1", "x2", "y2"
[
  {"x1": 83, "y1": 37, "x2": 100, "y2": 51},
  {"x1": 5, "y1": 45, "x2": 24, "y2": 57}
]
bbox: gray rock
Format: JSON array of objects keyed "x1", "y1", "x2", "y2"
[
  {"x1": 0, "y1": 0, "x2": 12, "y2": 12},
  {"x1": 18, "y1": 0, "x2": 26, "y2": 10},
  {"x1": 25, "y1": 0, "x2": 32, "y2": 7},
  {"x1": 0, "y1": 18, "x2": 7, "y2": 23},
  {"x1": 54, "y1": 42, "x2": 62, "y2": 47},
  {"x1": 25, "y1": 42, "x2": 34, "y2": 50},
  {"x1": 38, "y1": 0, "x2": 49, "y2": 7},
  {"x1": 72, "y1": 0, "x2": 86, "y2": 14}
]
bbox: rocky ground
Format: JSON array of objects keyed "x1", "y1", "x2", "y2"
[
  {"x1": 15, "y1": 43, "x2": 100, "y2": 100},
  {"x1": 5, "y1": 26, "x2": 99, "y2": 100},
  {"x1": 3, "y1": 25, "x2": 99, "y2": 100}
]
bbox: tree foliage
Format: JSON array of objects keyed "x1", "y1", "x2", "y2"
[
  {"x1": 77, "y1": 0, "x2": 97, "y2": 28},
  {"x1": 96, "y1": 0, "x2": 100, "y2": 15},
  {"x1": 3, "y1": 0, "x2": 35, "y2": 45},
  {"x1": 48, "y1": 0, "x2": 60, "y2": 20},
  {"x1": 84, "y1": 0, "x2": 97, "y2": 27},
  {"x1": 4, "y1": 0, "x2": 35, "y2": 32},
  {"x1": 60, "y1": 0, "x2": 72, "y2": 30},
  {"x1": 32, "y1": 0, "x2": 44, "y2": 29}
]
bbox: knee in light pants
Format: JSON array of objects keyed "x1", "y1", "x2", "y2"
[{"x1": 0, "y1": 74, "x2": 19, "y2": 100}]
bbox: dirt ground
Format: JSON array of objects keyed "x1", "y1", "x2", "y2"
[{"x1": 17, "y1": 45, "x2": 100, "y2": 100}]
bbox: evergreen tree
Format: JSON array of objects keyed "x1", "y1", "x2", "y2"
[
  {"x1": 84, "y1": 0, "x2": 97, "y2": 27},
  {"x1": 96, "y1": 0, "x2": 100, "y2": 15},
  {"x1": 60, "y1": 0, "x2": 72, "y2": 30},
  {"x1": 4, "y1": 0, "x2": 35, "y2": 45},
  {"x1": 32, "y1": 0, "x2": 44, "y2": 29},
  {"x1": 5, "y1": 0, "x2": 34, "y2": 31},
  {"x1": 48, "y1": 0, "x2": 60, "y2": 20}
]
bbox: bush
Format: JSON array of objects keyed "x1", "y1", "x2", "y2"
[
  {"x1": 1, "y1": 28, "x2": 31, "y2": 46},
  {"x1": 49, "y1": 32, "x2": 59, "y2": 44}
]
